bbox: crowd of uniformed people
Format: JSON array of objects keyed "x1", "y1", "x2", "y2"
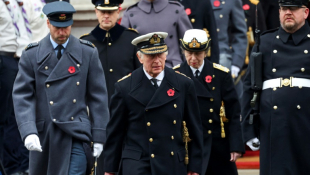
[{"x1": 1, "y1": 0, "x2": 310, "y2": 175}]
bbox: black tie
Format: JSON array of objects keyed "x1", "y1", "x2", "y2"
[
  {"x1": 56, "y1": 45, "x2": 64, "y2": 60},
  {"x1": 195, "y1": 70, "x2": 200, "y2": 78},
  {"x1": 151, "y1": 78, "x2": 158, "y2": 89}
]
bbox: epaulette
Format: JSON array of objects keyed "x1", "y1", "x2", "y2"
[
  {"x1": 118, "y1": 73, "x2": 131, "y2": 82},
  {"x1": 249, "y1": 0, "x2": 259, "y2": 5},
  {"x1": 169, "y1": 1, "x2": 182, "y2": 6},
  {"x1": 128, "y1": 28, "x2": 138, "y2": 33},
  {"x1": 172, "y1": 64, "x2": 180, "y2": 70},
  {"x1": 213, "y1": 63, "x2": 229, "y2": 73},
  {"x1": 175, "y1": 71, "x2": 191, "y2": 79},
  {"x1": 261, "y1": 28, "x2": 278, "y2": 36},
  {"x1": 25, "y1": 42, "x2": 38, "y2": 51},
  {"x1": 79, "y1": 39, "x2": 95, "y2": 48},
  {"x1": 79, "y1": 33, "x2": 90, "y2": 39}
]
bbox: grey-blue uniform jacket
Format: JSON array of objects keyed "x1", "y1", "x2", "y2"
[
  {"x1": 211, "y1": 0, "x2": 247, "y2": 69},
  {"x1": 12, "y1": 34, "x2": 109, "y2": 175},
  {"x1": 121, "y1": 0, "x2": 192, "y2": 67}
]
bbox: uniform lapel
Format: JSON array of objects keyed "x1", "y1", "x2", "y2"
[
  {"x1": 146, "y1": 68, "x2": 180, "y2": 110},
  {"x1": 46, "y1": 36, "x2": 82, "y2": 83},
  {"x1": 129, "y1": 67, "x2": 156, "y2": 106},
  {"x1": 198, "y1": 60, "x2": 214, "y2": 92},
  {"x1": 37, "y1": 35, "x2": 58, "y2": 76}
]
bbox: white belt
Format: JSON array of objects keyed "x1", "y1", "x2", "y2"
[{"x1": 262, "y1": 77, "x2": 310, "y2": 90}]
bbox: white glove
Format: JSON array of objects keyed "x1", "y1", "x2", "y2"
[
  {"x1": 24, "y1": 134, "x2": 42, "y2": 152},
  {"x1": 231, "y1": 65, "x2": 240, "y2": 78},
  {"x1": 246, "y1": 137, "x2": 260, "y2": 151},
  {"x1": 93, "y1": 143, "x2": 103, "y2": 158}
]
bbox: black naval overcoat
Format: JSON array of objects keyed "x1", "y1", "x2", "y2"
[
  {"x1": 174, "y1": 60, "x2": 244, "y2": 175},
  {"x1": 242, "y1": 22, "x2": 310, "y2": 175},
  {"x1": 80, "y1": 23, "x2": 141, "y2": 103},
  {"x1": 12, "y1": 35, "x2": 109, "y2": 175},
  {"x1": 103, "y1": 67, "x2": 203, "y2": 175},
  {"x1": 172, "y1": 0, "x2": 220, "y2": 63}
]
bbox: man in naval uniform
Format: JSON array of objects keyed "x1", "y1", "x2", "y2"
[
  {"x1": 242, "y1": 0, "x2": 310, "y2": 174},
  {"x1": 12, "y1": 1, "x2": 109, "y2": 175},
  {"x1": 81, "y1": 0, "x2": 140, "y2": 103},
  {"x1": 103, "y1": 32, "x2": 203, "y2": 175}
]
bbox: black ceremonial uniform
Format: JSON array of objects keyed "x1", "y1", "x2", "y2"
[
  {"x1": 80, "y1": 23, "x2": 141, "y2": 102},
  {"x1": 174, "y1": 61, "x2": 244, "y2": 175},
  {"x1": 242, "y1": 22, "x2": 310, "y2": 175},
  {"x1": 172, "y1": 0, "x2": 220, "y2": 63},
  {"x1": 103, "y1": 67, "x2": 203, "y2": 175}
]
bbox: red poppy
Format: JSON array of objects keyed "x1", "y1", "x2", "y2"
[
  {"x1": 68, "y1": 66, "x2": 75, "y2": 74},
  {"x1": 167, "y1": 89, "x2": 175, "y2": 97},
  {"x1": 213, "y1": 0, "x2": 220, "y2": 7},
  {"x1": 205, "y1": 75, "x2": 212, "y2": 83},
  {"x1": 185, "y1": 8, "x2": 191, "y2": 15},
  {"x1": 243, "y1": 4, "x2": 250, "y2": 11}
]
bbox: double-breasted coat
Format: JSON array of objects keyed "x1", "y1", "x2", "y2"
[
  {"x1": 242, "y1": 22, "x2": 310, "y2": 175},
  {"x1": 12, "y1": 34, "x2": 109, "y2": 175},
  {"x1": 80, "y1": 23, "x2": 141, "y2": 103},
  {"x1": 174, "y1": 60, "x2": 244, "y2": 175},
  {"x1": 103, "y1": 67, "x2": 203, "y2": 175},
  {"x1": 121, "y1": 0, "x2": 192, "y2": 67}
]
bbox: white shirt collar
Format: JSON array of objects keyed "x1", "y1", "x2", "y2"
[
  {"x1": 143, "y1": 67, "x2": 165, "y2": 87},
  {"x1": 190, "y1": 60, "x2": 204, "y2": 76},
  {"x1": 50, "y1": 35, "x2": 69, "y2": 49}
]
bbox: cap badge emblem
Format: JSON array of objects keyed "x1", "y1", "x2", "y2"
[
  {"x1": 104, "y1": 0, "x2": 109, "y2": 4},
  {"x1": 59, "y1": 14, "x2": 66, "y2": 20},
  {"x1": 189, "y1": 38, "x2": 201, "y2": 48},
  {"x1": 150, "y1": 34, "x2": 160, "y2": 44}
]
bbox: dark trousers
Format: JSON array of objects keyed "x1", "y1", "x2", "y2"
[
  {"x1": 68, "y1": 140, "x2": 87, "y2": 175},
  {"x1": 0, "y1": 55, "x2": 29, "y2": 174}
]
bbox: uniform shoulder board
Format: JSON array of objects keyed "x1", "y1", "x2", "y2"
[
  {"x1": 172, "y1": 64, "x2": 180, "y2": 70},
  {"x1": 118, "y1": 73, "x2": 131, "y2": 82},
  {"x1": 261, "y1": 28, "x2": 278, "y2": 36},
  {"x1": 128, "y1": 28, "x2": 139, "y2": 33},
  {"x1": 80, "y1": 33, "x2": 90, "y2": 39},
  {"x1": 175, "y1": 71, "x2": 191, "y2": 79},
  {"x1": 249, "y1": 0, "x2": 259, "y2": 5},
  {"x1": 213, "y1": 63, "x2": 230, "y2": 73},
  {"x1": 25, "y1": 42, "x2": 39, "y2": 51},
  {"x1": 79, "y1": 39, "x2": 95, "y2": 48},
  {"x1": 169, "y1": 1, "x2": 182, "y2": 6}
]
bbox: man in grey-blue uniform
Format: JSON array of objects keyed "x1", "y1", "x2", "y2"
[
  {"x1": 121, "y1": 0, "x2": 192, "y2": 68},
  {"x1": 12, "y1": 1, "x2": 109, "y2": 175},
  {"x1": 210, "y1": 0, "x2": 247, "y2": 99}
]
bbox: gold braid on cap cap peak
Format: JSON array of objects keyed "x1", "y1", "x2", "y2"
[{"x1": 140, "y1": 45, "x2": 168, "y2": 54}]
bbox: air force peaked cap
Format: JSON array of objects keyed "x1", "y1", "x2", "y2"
[{"x1": 43, "y1": 1, "x2": 76, "y2": 27}]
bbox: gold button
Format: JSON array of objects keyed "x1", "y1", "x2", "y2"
[
  {"x1": 108, "y1": 43, "x2": 111, "y2": 46},
  {"x1": 46, "y1": 84, "x2": 50, "y2": 88},
  {"x1": 53, "y1": 119, "x2": 56, "y2": 122},
  {"x1": 297, "y1": 105, "x2": 301, "y2": 109},
  {"x1": 212, "y1": 87, "x2": 215, "y2": 90},
  {"x1": 209, "y1": 119, "x2": 212, "y2": 123},
  {"x1": 308, "y1": 34, "x2": 310, "y2": 38},
  {"x1": 272, "y1": 68, "x2": 276, "y2": 72},
  {"x1": 273, "y1": 87, "x2": 277, "y2": 91},
  {"x1": 109, "y1": 69, "x2": 113, "y2": 72},
  {"x1": 304, "y1": 50, "x2": 308, "y2": 54},
  {"x1": 149, "y1": 138, "x2": 153, "y2": 142},
  {"x1": 71, "y1": 117, "x2": 74, "y2": 120},
  {"x1": 76, "y1": 82, "x2": 80, "y2": 86},
  {"x1": 273, "y1": 50, "x2": 277, "y2": 53},
  {"x1": 210, "y1": 108, "x2": 213, "y2": 113},
  {"x1": 174, "y1": 104, "x2": 177, "y2": 108},
  {"x1": 73, "y1": 99, "x2": 76, "y2": 103},
  {"x1": 222, "y1": 1, "x2": 225, "y2": 4},
  {"x1": 191, "y1": 18, "x2": 195, "y2": 23},
  {"x1": 45, "y1": 66, "x2": 48, "y2": 70},
  {"x1": 50, "y1": 101, "x2": 54, "y2": 105},
  {"x1": 245, "y1": 18, "x2": 247, "y2": 22},
  {"x1": 77, "y1": 64, "x2": 80, "y2": 67},
  {"x1": 301, "y1": 68, "x2": 305, "y2": 72},
  {"x1": 273, "y1": 106, "x2": 278, "y2": 110},
  {"x1": 171, "y1": 135, "x2": 174, "y2": 140},
  {"x1": 217, "y1": 28, "x2": 220, "y2": 32},
  {"x1": 219, "y1": 14, "x2": 223, "y2": 18},
  {"x1": 173, "y1": 120, "x2": 176, "y2": 124},
  {"x1": 146, "y1": 109, "x2": 148, "y2": 112},
  {"x1": 210, "y1": 98, "x2": 214, "y2": 102},
  {"x1": 151, "y1": 154, "x2": 155, "y2": 158},
  {"x1": 208, "y1": 130, "x2": 212, "y2": 134},
  {"x1": 299, "y1": 86, "x2": 302, "y2": 89},
  {"x1": 276, "y1": 35, "x2": 279, "y2": 39},
  {"x1": 171, "y1": 152, "x2": 174, "y2": 156},
  {"x1": 147, "y1": 122, "x2": 151, "y2": 126}
]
